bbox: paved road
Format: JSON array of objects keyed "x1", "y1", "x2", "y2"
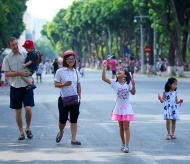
[{"x1": 0, "y1": 70, "x2": 190, "y2": 164}]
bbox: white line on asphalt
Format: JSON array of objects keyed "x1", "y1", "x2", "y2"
[
  {"x1": 133, "y1": 151, "x2": 159, "y2": 164},
  {"x1": 100, "y1": 124, "x2": 116, "y2": 133}
]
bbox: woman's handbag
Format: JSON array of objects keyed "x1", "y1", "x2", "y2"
[{"x1": 62, "y1": 95, "x2": 79, "y2": 107}]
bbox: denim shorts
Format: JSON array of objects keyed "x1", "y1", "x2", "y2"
[{"x1": 10, "y1": 86, "x2": 35, "y2": 109}]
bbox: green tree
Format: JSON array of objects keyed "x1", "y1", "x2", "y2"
[
  {"x1": 147, "y1": 0, "x2": 190, "y2": 76},
  {"x1": 34, "y1": 38, "x2": 57, "y2": 62},
  {"x1": 0, "y1": 0, "x2": 27, "y2": 50}
]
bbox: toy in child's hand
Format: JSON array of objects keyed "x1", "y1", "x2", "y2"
[
  {"x1": 107, "y1": 55, "x2": 113, "y2": 60},
  {"x1": 129, "y1": 72, "x2": 133, "y2": 80},
  {"x1": 179, "y1": 99, "x2": 183, "y2": 107},
  {"x1": 129, "y1": 72, "x2": 135, "y2": 84},
  {"x1": 102, "y1": 55, "x2": 113, "y2": 64},
  {"x1": 102, "y1": 60, "x2": 107, "y2": 64},
  {"x1": 158, "y1": 93, "x2": 161, "y2": 99}
]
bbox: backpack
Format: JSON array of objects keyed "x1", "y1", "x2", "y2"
[{"x1": 35, "y1": 51, "x2": 43, "y2": 67}]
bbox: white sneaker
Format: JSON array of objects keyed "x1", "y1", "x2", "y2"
[
  {"x1": 121, "y1": 144, "x2": 125, "y2": 151},
  {"x1": 123, "y1": 146, "x2": 129, "y2": 153}
]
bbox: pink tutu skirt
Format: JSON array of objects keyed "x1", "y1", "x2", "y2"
[{"x1": 112, "y1": 113, "x2": 135, "y2": 122}]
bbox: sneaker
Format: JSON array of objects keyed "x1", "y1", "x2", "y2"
[
  {"x1": 27, "y1": 84, "x2": 37, "y2": 90},
  {"x1": 25, "y1": 130, "x2": 33, "y2": 139},
  {"x1": 123, "y1": 146, "x2": 129, "y2": 153},
  {"x1": 18, "y1": 134, "x2": 25, "y2": 140},
  {"x1": 121, "y1": 144, "x2": 125, "y2": 151}
]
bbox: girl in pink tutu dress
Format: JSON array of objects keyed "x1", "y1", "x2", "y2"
[{"x1": 102, "y1": 61, "x2": 136, "y2": 153}]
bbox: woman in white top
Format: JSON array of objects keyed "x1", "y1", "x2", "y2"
[{"x1": 54, "y1": 50, "x2": 81, "y2": 145}]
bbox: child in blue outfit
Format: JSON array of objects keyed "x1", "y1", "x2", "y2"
[
  {"x1": 158, "y1": 77, "x2": 183, "y2": 140},
  {"x1": 22, "y1": 40, "x2": 37, "y2": 90}
]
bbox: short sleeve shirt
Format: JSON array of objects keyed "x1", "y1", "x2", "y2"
[
  {"x1": 25, "y1": 50, "x2": 37, "y2": 71},
  {"x1": 54, "y1": 67, "x2": 80, "y2": 97},
  {"x1": 2, "y1": 51, "x2": 31, "y2": 88},
  {"x1": 36, "y1": 63, "x2": 43, "y2": 74},
  {"x1": 110, "y1": 59, "x2": 117, "y2": 71}
]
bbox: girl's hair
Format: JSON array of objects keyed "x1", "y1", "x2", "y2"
[
  {"x1": 62, "y1": 54, "x2": 76, "y2": 68},
  {"x1": 116, "y1": 69, "x2": 131, "y2": 84},
  {"x1": 164, "y1": 77, "x2": 177, "y2": 92}
]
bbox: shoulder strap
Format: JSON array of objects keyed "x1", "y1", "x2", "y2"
[{"x1": 76, "y1": 70, "x2": 78, "y2": 93}]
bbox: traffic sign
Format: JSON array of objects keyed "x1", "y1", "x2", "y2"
[{"x1": 144, "y1": 45, "x2": 151, "y2": 53}]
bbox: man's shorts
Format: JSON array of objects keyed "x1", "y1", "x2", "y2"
[
  {"x1": 112, "y1": 70, "x2": 116, "y2": 75},
  {"x1": 10, "y1": 86, "x2": 35, "y2": 109},
  {"x1": 36, "y1": 73, "x2": 41, "y2": 77}
]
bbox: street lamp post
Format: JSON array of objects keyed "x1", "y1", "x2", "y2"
[{"x1": 134, "y1": 14, "x2": 149, "y2": 74}]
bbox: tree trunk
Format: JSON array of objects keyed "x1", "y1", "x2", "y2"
[{"x1": 167, "y1": 40, "x2": 176, "y2": 76}]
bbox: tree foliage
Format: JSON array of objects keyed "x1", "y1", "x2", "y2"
[
  {"x1": 42, "y1": 0, "x2": 190, "y2": 76},
  {"x1": 0, "y1": 0, "x2": 27, "y2": 49}
]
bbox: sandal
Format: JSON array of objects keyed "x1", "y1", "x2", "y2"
[
  {"x1": 25, "y1": 129, "x2": 33, "y2": 139},
  {"x1": 71, "y1": 140, "x2": 81, "y2": 145},
  {"x1": 166, "y1": 134, "x2": 171, "y2": 140},
  {"x1": 18, "y1": 134, "x2": 25, "y2": 140},
  {"x1": 171, "y1": 134, "x2": 177, "y2": 139},
  {"x1": 56, "y1": 131, "x2": 64, "y2": 143}
]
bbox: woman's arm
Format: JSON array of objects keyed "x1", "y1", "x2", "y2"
[
  {"x1": 77, "y1": 83, "x2": 81, "y2": 99},
  {"x1": 102, "y1": 62, "x2": 110, "y2": 84},
  {"x1": 54, "y1": 81, "x2": 71, "y2": 88}
]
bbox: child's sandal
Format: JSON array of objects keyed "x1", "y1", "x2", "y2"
[{"x1": 166, "y1": 134, "x2": 171, "y2": 140}]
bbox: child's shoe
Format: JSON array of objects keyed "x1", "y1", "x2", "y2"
[
  {"x1": 123, "y1": 146, "x2": 129, "y2": 153},
  {"x1": 27, "y1": 84, "x2": 37, "y2": 90},
  {"x1": 121, "y1": 144, "x2": 125, "y2": 151}
]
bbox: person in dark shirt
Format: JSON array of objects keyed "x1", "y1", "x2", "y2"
[
  {"x1": 53, "y1": 59, "x2": 59, "y2": 77},
  {"x1": 22, "y1": 40, "x2": 37, "y2": 90}
]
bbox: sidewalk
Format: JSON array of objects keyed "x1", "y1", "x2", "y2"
[{"x1": 155, "y1": 71, "x2": 190, "y2": 78}]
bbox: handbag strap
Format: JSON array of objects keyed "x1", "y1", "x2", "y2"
[{"x1": 75, "y1": 70, "x2": 78, "y2": 93}]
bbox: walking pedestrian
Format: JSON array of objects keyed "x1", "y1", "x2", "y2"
[
  {"x1": 52, "y1": 58, "x2": 59, "y2": 77},
  {"x1": 36, "y1": 62, "x2": 43, "y2": 83},
  {"x1": 54, "y1": 50, "x2": 81, "y2": 145},
  {"x1": 158, "y1": 77, "x2": 183, "y2": 140},
  {"x1": 109, "y1": 56, "x2": 117, "y2": 79},
  {"x1": 2, "y1": 37, "x2": 34, "y2": 140},
  {"x1": 102, "y1": 62, "x2": 136, "y2": 153}
]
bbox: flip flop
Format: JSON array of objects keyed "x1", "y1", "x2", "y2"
[{"x1": 56, "y1": 132, "x2": 64, "y2": 143}]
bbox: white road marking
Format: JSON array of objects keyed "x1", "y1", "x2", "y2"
[
  {"x1": 100, "y1": 124, "x2": 116, "y2": 133},
  {"x1": 133, "y1": 151, "x2": 159, "y2": 164}
]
